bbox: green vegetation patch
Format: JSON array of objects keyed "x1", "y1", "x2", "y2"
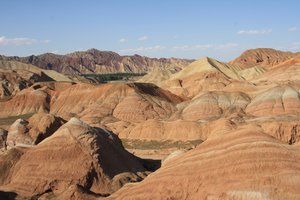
[
  {"x1": 82, "y1": 73, "x2": 146, "y2": 83},
  {"x1": 121, "y1": 139, "x2": 202, "y2": 150},
  {"x1": 0, "y1": 113, "x2": 34, "y2": 126}
]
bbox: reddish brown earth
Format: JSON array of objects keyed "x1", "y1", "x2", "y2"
[
  {"x1": 259, "y1": 120, "x2": 300, "y2": 145},
  {"x1": 115, "y1": 119, "x2": 205, "y2": 141},
  {"x1": 0, "y1": 128, "x2": 8, "y2": 151},
  {"x1": 5, "y1": 113, "x2": 64, "y2": 149},
  {"x1": 0, "y1": 61, "x2": 54, "y2": 99},
  {"x1": 181, "y1": 91, "x2": 250, "y2": 121},
  {"x1": 0, "y1": 85, "x2": 51, "y2": 117},
  {"x1": 251, "y1": 54, "x2": 300, "y2": 85},
  {"x1": 110, "y1": 124, "x2": 300, "y2": 200},
  {"x1": 0, "y1": 118, "x2": 147, "y2": 198},
  {"x1": 0, "y1": 82, "x2": 183, "y2": 125},
  {"x1": 0, "y1": 48, "x2": 300, "y2": 199},
  {"x1": 229, "y1": 48, "x2": 299, "y2": 69},
  {"x1": 161, "y1": 57, "x2": 242, "y2": 98},
  {"x1": 0, "y1": 49, "x2": 193, "y2": 75},
  {"x1": 0, "y1": 60, "x2": 89, "y2": 100},
  {"x1": 27, "y1": 113, "x2": 65, "y2": 144}
]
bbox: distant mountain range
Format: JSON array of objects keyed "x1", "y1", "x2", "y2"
[
  {"x1": 1, "y1": 47, "x2": 300, "y2": 199},
  {"x1": 0, "y1": 48, "x2": 193, "y2": 75},
  {"x1": 1, "y1": 47, "x2": 299, "y2": 76}
]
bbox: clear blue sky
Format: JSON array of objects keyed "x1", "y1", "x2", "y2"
[{"x1": 1, "y1": 0, "x2": 299, "y2": 61}]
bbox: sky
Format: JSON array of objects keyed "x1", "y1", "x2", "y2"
[{"x1": 0, "y1": 0, "x2": 299, "y2": 61}]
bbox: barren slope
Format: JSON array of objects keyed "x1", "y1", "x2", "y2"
[
  {"x1": 110, "y1": 125, "x2": 300, "y2": 200},
  {"x1": 229, "y1": 48, "x2": 298, "y2": 69},
  {"x1": 1, "y1": 49, "x2": 192, "y2": 74},
  {"x1": 0, "y1": 118, "x2": 146, "y2": 198}
]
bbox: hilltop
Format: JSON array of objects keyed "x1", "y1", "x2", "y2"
[
  {"x1": 1, "y1": 47, "x2": 300, "y2": 199},
  {"x1": 0, "y1": 49, "x2": 193, "y2": 75}
]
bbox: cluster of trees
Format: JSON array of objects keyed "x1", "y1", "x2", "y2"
[{"x1": 82, "y1": 73, "x2": 146, "y2": 83}]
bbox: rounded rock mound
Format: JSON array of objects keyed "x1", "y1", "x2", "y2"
[
  {"x1": 110, "y1": 126, "x2": 300, "y2": 200},
  {"x1": 2, "y1": 118, "x2": 147, "y2": 197}
]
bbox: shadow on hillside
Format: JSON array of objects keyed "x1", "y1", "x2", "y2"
[
  {"x1": 0, "y1": 191, "x2": 18, "y2": 200},
  {"x1": 139, "y1": 158, "x2": 161, "y2": 172}
]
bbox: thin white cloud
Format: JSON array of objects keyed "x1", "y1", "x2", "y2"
[
  {"x1": 0, "y1": 36, "x2": 36, "y2": 46},
  {"x1": 172, "y1": 43, "x2": 238, "y2": 51},
  {"x1": 288, "y1": 27, "x2": 299, "y2": 32},
  {"x1": 118, "y1": 45, "x2": 165, "y2": 54},
  {"x1": 119, "y1": 43, "x2": 238, "y2": 54},
  {"x1": 119, "y1": 38, "x2": 127, "y2": 43},
  {"x1": 40, "y1": 39, "x2": 50, "y2": 44},
  {"x1": 215, "y1": 43, "x2": 238, "y2": 50},
  {"x1": 173, "y1": 44, "x2": 213, "y2": 51},
  {"x1": 0, "y1": 36, "x2": 50, "y2": 46},
  {"x1": 237, "y1": 29, "x2": 272, "y2": 35},
  {"x1": 138, "y1": 36, "x2": 148, "y2": 41}
]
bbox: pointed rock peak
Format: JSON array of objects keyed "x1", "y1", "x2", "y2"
[
  {"x1": 197, "y1": 56, "x2": 211, "y2": 63},
  {"x1": 85, "y1": 48, "x2": 120, "y2": 56},
  {"x1": 198, "y1": 56, "x2": 209, "y2": 60},
  {"x1": 87, "y1": 48, "x2": 99, "y2": 52},
  {"x1": 198, "y1": 56, "x2": 218, "y2": 62},
  {"x1": 188, "y1": 56, "x2": 223, "y2": 70},
  {"x1": 57, "y1": 117, "x2": 97, "y2": 139},
  {"x1": 66, "y1": 117, "x2": 89, "y2": 127},
  {"x1": 54, "y1": 117, "x2": 116, "y2": 144}
]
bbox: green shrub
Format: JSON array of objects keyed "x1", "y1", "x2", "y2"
[{"x1": 82, "y1": 73, "x2": 146, "y2": 83}]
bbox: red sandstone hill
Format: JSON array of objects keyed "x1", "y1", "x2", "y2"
[
  {"x1": 0, "y1": 48, "x2": 300, "y2": 199},
  {"x1": 0, "y1": 48, "x2": 193, "y2": 75},
  {"x1": 0, "y1": 118, "x2": 147, "y2": 198},
  {"x1": 229, "y1": 48, "x2": 299, "y2": 69},
  {"x1": 109, "y1": 124, "x2": 300, "y2": 200}
]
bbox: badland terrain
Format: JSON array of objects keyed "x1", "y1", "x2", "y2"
[{"x1": 0, "y1": 48, "x2": 300, "y2": 199}]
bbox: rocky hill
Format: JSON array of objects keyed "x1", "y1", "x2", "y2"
[
  {"x1": 0, "y1": 60, "x2": 91, "y2": 100},
  {"x1": 0, "y1": 117, "x2": 147, "y2": 198},
  {"x1": 0, "y1": 49, "x2": 193, "y2": 75},
  {"x1": 1, "y1": 48, "x2": 300, "y2": 199},
  {"x1": 229, "y1": 48, "x2": 299, "y2": 69},
  {"x1": 110, "y1": 123, "x2": 300, "y2": 200}
]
